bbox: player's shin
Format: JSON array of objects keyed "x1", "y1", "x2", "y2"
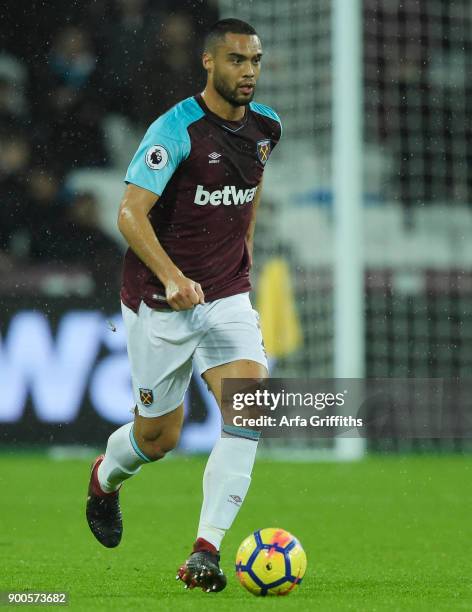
[
  {"x1": 196, "y1": 426, "x2": 260, "y2": 550},
  {"x1": 97, "y1": 421, "x2": 153, "y2": 493}
]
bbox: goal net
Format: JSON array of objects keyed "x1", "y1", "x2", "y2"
[{"x1": 219, "y1": 0, "x2": 472, "y2": 454}]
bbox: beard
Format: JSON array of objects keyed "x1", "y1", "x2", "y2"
[{"x1": 213, "y1": 70, "x2": 255, "y2": 107}]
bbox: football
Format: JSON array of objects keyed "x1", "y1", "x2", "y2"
[{"x1": 235, "y1": 528, "x2": 307, "y2": 596}]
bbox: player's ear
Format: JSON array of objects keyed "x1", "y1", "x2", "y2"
[{"x1": 202, "y1": 51, "x2": 214, "y2": 74}]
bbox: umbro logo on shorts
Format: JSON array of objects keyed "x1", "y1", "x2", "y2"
[
  {"x1": 139, "y1": 388, "x2": 154, "y2": 406},
  {"x1": 194, "y1": 184, "x2": 257, "y2": 206}
]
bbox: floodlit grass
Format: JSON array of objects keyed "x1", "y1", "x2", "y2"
[{"x1": 1, "y1": 453, "x2": 471, "y2": 611}]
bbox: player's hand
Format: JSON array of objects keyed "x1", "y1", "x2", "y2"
[{"x1": 165, "y1": 273, "x2": 205, "y2": 311}]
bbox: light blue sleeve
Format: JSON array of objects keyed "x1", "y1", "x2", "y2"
[{"x1": 124, "y1": 118, "x2": 190, "y2": 196}]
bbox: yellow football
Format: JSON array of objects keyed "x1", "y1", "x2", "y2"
[{"x1": 235, "y1": 528, "x2": 307, "y2": 596}]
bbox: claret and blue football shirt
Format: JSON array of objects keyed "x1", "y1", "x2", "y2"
[{"x1": 122, "y1": 93, "x2": 282, "y2": 311}]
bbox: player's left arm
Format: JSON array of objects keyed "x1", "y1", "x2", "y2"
[{"x1": 245, "y1": 177, "x2": 263, "y2": 268}]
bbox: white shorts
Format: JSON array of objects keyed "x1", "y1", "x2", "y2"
[{"x1": 121, "y1": 292, "x2": 268, "y2": 417}]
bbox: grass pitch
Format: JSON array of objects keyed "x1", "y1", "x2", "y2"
[{"x1": 0, "y1": 453, "x2": 471, "y2": 611}]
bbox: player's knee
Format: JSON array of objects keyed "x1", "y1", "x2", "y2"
[
  {"x1": 141, "y1": 429, "x2": 180, "y2": 460},
  {"x1": 157, "y1": 428, "x2": 180, "y2": 454},
  {"x1": 138, "y1": 442, "x2": 164, "y2": 461}
]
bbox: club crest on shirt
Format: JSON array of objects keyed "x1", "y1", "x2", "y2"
[
  {"x1": 145, "y1": 145, "x2": 168, "y2": 170},
  {"x1": 256, "y1": 139, "x2": 271, "y2": 165},
  {"x1": 139, "y1": 388, "x2": 154, "y2": 406}
]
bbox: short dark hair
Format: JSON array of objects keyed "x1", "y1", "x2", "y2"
[{"x1": 204, "y1": 18, "x2": 258, "y2": 51}]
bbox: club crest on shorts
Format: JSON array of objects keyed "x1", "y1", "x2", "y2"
[
  {"x1": 256, "y1": 139, "x2": 271, "y2": 165},
  {"x1": 139, "y1": 388, "x2": 154, "y2": 406},
  {"x1": 145, "y1": 145, "x2": 168, "y2": 170}
]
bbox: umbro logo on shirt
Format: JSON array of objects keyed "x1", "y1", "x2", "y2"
[{"x1": 208, "y1": 151, "x2": 221, "y2": 164}]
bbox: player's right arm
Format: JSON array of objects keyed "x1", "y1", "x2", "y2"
[
  {"x1": 121, "y1": 109, "x2": 205, "y2": 311},
  {"x1": 118, "y1": 184, "x2": 204, "y2": 311}
]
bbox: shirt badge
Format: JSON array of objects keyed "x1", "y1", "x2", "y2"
[{"x1": 256, "y1": 139, "x2": 271, "y2": 165}]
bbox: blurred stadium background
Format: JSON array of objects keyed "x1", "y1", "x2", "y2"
[{"x1": 1, "y1": 0, "x2": 471, "y2": 457}]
